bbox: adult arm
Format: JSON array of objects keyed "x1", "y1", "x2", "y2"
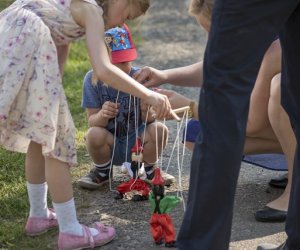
[
  {"x1": 133, "y1": 61, "x2": 203, "y2": 88},
  {"x1": 156, "y1": 89, "x2": 199, "y2": 120}
]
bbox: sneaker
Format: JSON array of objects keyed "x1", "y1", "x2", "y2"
[
  {"x1": 145, "y1": 167, "x2": 175, "y2": 186},
  {"x1": 77, "y1": 167, "x2": 111, "y2": 190},
  {"x1": 25, "y1": 208, "x2": 58, "y2": 236},
  {"x1": 58, "y1": 223, "x2": 115, "y2": 250}
]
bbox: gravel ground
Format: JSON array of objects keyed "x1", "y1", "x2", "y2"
[{"x1": 72, "y1": 1, "x2": 287, "y2": 249}]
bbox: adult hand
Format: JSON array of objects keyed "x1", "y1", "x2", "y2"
[
  {"x1": 133, "y1": 66, "x2": 167, "y2": 88},
  {"x1": 99, "y1": 101, "x2": 119, "y2": 119}
]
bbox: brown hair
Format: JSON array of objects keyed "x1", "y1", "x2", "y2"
[
  {"x1": 188, "y1": 0, "x2": 214, "y2": 19},
  {"x1": 96, "y1": 0, "x2": 150, "y2": 16}
]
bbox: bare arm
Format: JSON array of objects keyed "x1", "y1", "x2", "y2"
[
  {"x1": 56, "y1": 44, "x2": 70, "y2": 77},
  {"x1": 86, "y1": 101, "x2": 119, "y2": 127},
  {"x1": 156, "y1": 89, "x2": 199, "y2": 120},
  {"x1": 71, "y1": 1, "x2": 151, "y2": 100},
  {"x1": 70, "y1": 0, "x2": 174, "y2": 120},
  {"x1": 163, "y1": 61, "x2": 203, "y2": 87},
  {"x1": 133, "y1": 61, "x2": 203, "y2": 88},
  {"x1": 86, "y1": 108, "x2": 108, "y2": 128}
]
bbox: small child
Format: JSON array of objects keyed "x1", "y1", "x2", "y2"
[
  {"x1": 78, "y1": 25, "x2": 175, "y2": 190},
  {"x1": 0, "y1": 0, "x2": 174, "y2": 249}
]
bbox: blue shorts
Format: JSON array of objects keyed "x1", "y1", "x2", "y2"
[
  {"x1": 182, "y1": 119, "x2": 200, "y2": 143},
  {"x1": 112, "y1": 124, "x2": 145, "y2": 165}
]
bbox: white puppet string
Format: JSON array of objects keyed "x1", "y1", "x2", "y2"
[
  {"x1": 109, "y1": 90, "x2": 120, "y2": 192},
  {"x1": 124, "y1": 94, "x2": 132, "y2": 163},
  {"x1": 129, "y1": 96, "x2": 141, "y2": 191},
  {"x1": 163, "y1": 108, "x2": 189, "y2": 211},
  {"x1": 176, "y1": 111, "x2": 188, "y2": 211},
  {"x1": 149, "y1": 105, "x2": 189, "y2": 212}
]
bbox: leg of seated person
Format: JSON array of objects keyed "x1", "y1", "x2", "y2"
[
  {"x1": 142, "y1": 122, "x2": 168, "y2": 164},
  {"x1": 244, "y1": 136, "x2": 282, "y2": 155},
  {"x1": 246, "y1": 39, "x2": 281, "y2": 140},
  {"x1": 267, "y1": 73, "x2": 296, "y2": 211},
  {"x1": 85, "y1": 127, "x2": 114, "y2": 164}
]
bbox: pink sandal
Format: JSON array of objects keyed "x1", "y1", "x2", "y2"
[
  {"x1": 58, "y1": 222, "x2": 116, "y2": 250},
  {"x1": 25, "y1": 208, "x2": 58, "y2": 236}
]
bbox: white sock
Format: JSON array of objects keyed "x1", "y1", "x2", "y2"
[
  {"x1": 53, "y1": 198, "x2": 98, "y2": 236},
  {"x1": 27, "y1": 182, "x2": 49, "y2": 218}
]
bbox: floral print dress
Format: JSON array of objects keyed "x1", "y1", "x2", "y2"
[{"x1": 0, "y1": 0, "x2": 99, "y2": 166}]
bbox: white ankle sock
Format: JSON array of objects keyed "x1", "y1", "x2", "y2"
[
  {"x1": 53, "y1": 198, "x2": 98, "y2": 236},
  {"x1": 27, "y1": 182, "x2": 49, "y2": 218}
]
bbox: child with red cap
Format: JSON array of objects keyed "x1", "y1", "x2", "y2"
[{"x1": 78, "y1": 24, "x2": 175, "y2": 190}]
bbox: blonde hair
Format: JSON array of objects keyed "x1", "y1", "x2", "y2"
[
  {"x1": 188, "y1": 0, "x2": 214, "y2": 19},
  {"x1": 96, "y1": 0, "x2": 150, "y2": 16}
]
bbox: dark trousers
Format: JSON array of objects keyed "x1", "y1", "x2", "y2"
[{"x1": 177, "y1": 0, "x2": 300, "y2": 249}]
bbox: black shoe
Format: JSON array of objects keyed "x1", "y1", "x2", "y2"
[
  {"x1": 257, "y1": 241, "x2": 288, "y2": 250},
  {"x1": 165, "y1": 241, "x2": 176, "y2": 248},
  {"x1": 269, "y1": 174, "x2": 288, "y2": 189},
  {"x1": 77, "y1": 167, "x2": 111, "y2": 190},
  {"x1": 254, "y1": 206, "x2": 287, "y2": 222}
]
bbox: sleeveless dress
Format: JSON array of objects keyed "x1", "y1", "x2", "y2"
[{"x1": 0, "y1": 0, "x2": 100, "y2": 166}]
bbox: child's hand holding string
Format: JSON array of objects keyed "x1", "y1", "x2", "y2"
[
  {"x1": 100, "y1": 101, "x2": 120, "y2": 119},
  {"x1": 145, "y1": 90, "x2": 180, "y2": 121}
]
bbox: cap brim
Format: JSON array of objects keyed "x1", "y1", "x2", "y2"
[{"x1": 111, "y1": 48, "x2": 138, "y2": 64}]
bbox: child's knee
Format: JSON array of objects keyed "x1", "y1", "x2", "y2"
[
  {"x1": 145, "y1": 123, "x2": 168, "y2": 142},
  {"x1": 85, "y1": 127, "x2": 111, "y2": 146}
]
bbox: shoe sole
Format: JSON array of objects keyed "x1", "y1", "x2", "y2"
[
  {"x1": 26, "y1": 225, "x2": 57, "y2": 236},
  {"x1": 59, "y1": 234, "x2": 115, "y2": 250},
  {"x1": 77, "y1": 179, "x2": 109, "y2": 190}
]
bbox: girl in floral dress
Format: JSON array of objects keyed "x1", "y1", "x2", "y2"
[{"x1": 0, "y1": 0, "x2": 173, "y2": 249}]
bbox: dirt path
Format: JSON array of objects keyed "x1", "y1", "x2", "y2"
[{"x1": 73, "y1": 1, "x2": 287, "y2": 249}]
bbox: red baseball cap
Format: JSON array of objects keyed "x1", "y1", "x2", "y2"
[{"x1": 104, "y1": 24, "x2": 138, "y2": 64}]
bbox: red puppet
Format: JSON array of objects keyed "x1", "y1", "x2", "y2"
[
  {"x1": 149, "y1": 168, "x2": 180, "y2": 248},
  {"x1": 115, "y1": 137, "x2": 150, "y2": 201}
]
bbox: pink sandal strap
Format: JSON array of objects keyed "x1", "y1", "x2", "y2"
[
  {"x1": 82, "y1": 225, "x2": 95, "y2": 248},
  {"x1": 94, "y1": 222, "x2": 109, "y2": 233},
  {"x1": 48, "y1": 208, "x2": 56, "y2": 220}
]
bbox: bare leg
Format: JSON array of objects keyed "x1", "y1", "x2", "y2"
[
  {"x1": 85, "y1": 127, "x2": 114, "y2": 164},
  {"x1": 246, "y1": 39, "x2": 281, "y2": 139},
  {"x1": 185, "y1": 40, "x2": 282, "y2": 154},
  {"x1": 45, "y1": 156, "x2": 73, "y2": 203},
  {"x1": 25, "y1": 141, "x2": 45, "y2": 183},
  {"x1": 244, "y1": 136, "x2": 282, "y2": 154},
  {"x1": 143, "y1": 122, "x2": 168, "y2": 164},
  {"x1": 267, "y1": 74, "x2": 296, "y2": 211},
  {"x1": 186, "y1": 132, "x2": 282, "y2": 154}
]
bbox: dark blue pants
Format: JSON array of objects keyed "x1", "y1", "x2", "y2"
[{"x1": 177, "y1": 0, "x2": 300, "y2": 249}]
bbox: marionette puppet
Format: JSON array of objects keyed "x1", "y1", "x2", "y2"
[
  {"x1": 149, "y1": 168, "x2": 180, "y2": 248},
  {"x1": 115, "y1": 137, "x2": 151, "y2": 201}
]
